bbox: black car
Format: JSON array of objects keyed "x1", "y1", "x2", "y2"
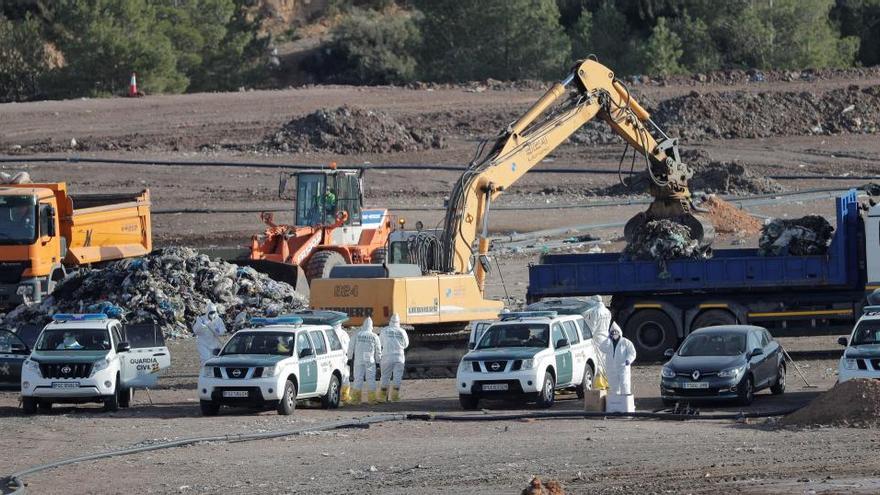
[
  {"x1": 0, "y1": 328, "x2": 36, "y2": 390},
  {"x1": 660, "y1": 325, "x2": 785, "y2": 405}
]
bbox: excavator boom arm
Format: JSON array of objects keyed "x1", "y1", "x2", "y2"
[{"x1": 441, "y1": 59, "x2": 689, "y2": 286}]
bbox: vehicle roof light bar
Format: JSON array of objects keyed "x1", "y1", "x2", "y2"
[
  {"x1": 292, "y1": 310, "x2": 349, "y2": 326},
  {"x1": 499, "y1": 311, "x2": 558, "y2": 320},
  {"x1": 250, "y1": 315, "x2": 304, "y2": 327},
  {"x1": 52, "y1": 313, "x2": 109, "y2": 322}
]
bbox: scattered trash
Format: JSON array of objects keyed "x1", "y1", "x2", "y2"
[
  {"x1": 562, "y1": 234, "x2": 599, "y2": 244},
  {"x1": 522, "y1": 476, "x2": 565, "y2": 495},
  {"x1": 264, "y1": 105, "x2": 444, "y2": 154},
  {"x1": 758, "y1": 215, "x2": 834, "y2": 256},
  {"x1": 1, "y1": 247, "x2": 307, "y2": 338},
  {"x1": 622, "y1": 218, "x2": 711, "y2": 269}
]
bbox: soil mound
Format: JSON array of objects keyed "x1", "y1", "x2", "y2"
[
  {"x1": 654, "y1": 85, "x2": 880, "y2": 140},
  {"x1": 701, "y1": 195, "x2": 762, "y2": 235},
  {"x1": 265, "y1": 105, "x2": 444, "y2": 154},
  {"x1": 599, "y1": 150, "x2": 783, "y2": 196},
  {"x1": 782, "y1": 379, "x2": 880, "y2": 428}
]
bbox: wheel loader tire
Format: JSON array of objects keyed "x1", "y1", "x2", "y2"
[
  {"x1": 306, "y1": 251, "x2": 346, "y2": 281},
  {"x1": 372, "y1": 248, "x2": 387, "y2": 265}
]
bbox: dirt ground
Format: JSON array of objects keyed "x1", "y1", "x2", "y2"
[
  {"x1": 3, "y1": 73, "x2": 880, "y2": 493},
  {"x1": 2, "y1": 337, "x2": 873, "y2": 495}
]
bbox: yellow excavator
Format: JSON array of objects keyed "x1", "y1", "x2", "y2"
[{"x1": 310, "y1": 57, "x2": 712, "y2": 375}]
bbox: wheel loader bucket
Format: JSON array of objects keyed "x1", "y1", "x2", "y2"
[{"x1": 227, "y1": 259, "x2": 310, "y2": 298}]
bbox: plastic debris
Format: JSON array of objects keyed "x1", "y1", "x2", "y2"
[
  {"x1": 622, "y1": 219, "x2": 711, "y2": 277},
  {"x1": 1, "y1": 247, "x2": 307, "y2": 338},
  {"x1": 758, "y1": 215, "x2": 834, "y2": 256}
]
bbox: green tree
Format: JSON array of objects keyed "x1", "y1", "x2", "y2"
[
  {"x1": 670, "y1": 14, "x2": 720, "y2": 73},
  {"x1": 0, "y1": 14, "x2": 49, "y2": 102},
  {"x1": 640, "y1": 17, "x2": 683, "y2": 76},
  {"x1": 588, "y1": 0, "x2": 638, "y2": 74},
  {"x1": 49, "y1": 0, "x2": 185, "y2": 96},
  {"x1": 833, "y1": 0, "x2": 880, "y2": 67},
  {"x1": 319, "y1": 8, "x2": 421, "y2": 84},
  {"x1": 416, "y1": 0, "x2": 571, "y2": 81},
  {"x1": 569, "y1": 9, "x2": 593, "y2": 59}
]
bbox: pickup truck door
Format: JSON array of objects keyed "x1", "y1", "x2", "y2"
[
  {"x1": 552, "y1": 323, "x2": 573, "y2": 385},
  {"x1": 309, "y1": 330, "x2": 333, "y2": 394},
  {"x1": 562, "y1": 320, "x2": 585, "y2": 384},
  {"x1": 0, "y1": 329, "x2": 30, "y2": 389},
  {"x1": 296, "y1": 331, "x2": 319, "y2": 395},
  {"x1": 120, "y1": 323, "x2": 171, "y2": 388}
]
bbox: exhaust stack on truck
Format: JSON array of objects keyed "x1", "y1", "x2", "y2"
[{"x1": 0, "y1": 182, "x2": 151, "y2": 307}]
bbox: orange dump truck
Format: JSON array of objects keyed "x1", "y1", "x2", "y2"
[{"x1": 0, "y1": 183, "x2": 151, "y2": 307}]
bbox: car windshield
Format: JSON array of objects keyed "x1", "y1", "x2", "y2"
[
  {"x1": 0, "y1": 329, "x2": 27, "y2": 353},
  {"x1": 222, "y1": 332, "x2": 295, "y2": 356},
  {"x1": 36, "y1": 328, "x2": 111, "y2": 351},
  {"x1": 477, "y1": 324, "x2": 549, "y2": 349},
  {"x1": 0, "y1": 195, "x2": 36, "y2": 244},
  {"x1": 679, "y1": 332, "x2": 746, "y2": 357},
  {"x1": 851, "y1": 320, "x2": 880, "y2": 346}
]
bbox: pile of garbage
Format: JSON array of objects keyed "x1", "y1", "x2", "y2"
[
  {"x1": 621, "y1": 218, "x2": 711, "y2": 268},
  {"x1": 782, "y1": 379, "x2": 880, "y2": 428},
  {"x1": 758, "y1": 215, "x2": 834, "y2": 256},
  {"x1": 264, "y1": 105, "x2": 444, "y2": 154},
  {"x1": 654, "y1": 85, "x2": 880, "y2": 140},
  {"x1": 2, "y1": 247, "x2": 307, "y2": 338}
]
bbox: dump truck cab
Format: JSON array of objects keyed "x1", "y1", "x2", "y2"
[{"x1": 0, "y1": 184, "x2": 66, "y2": 305}]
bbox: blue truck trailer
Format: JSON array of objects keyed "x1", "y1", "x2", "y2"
[{"x1": 527, "y1": 191, "x2": 876, "y2": 358}]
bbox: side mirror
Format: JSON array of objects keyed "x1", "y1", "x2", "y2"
[
  {"x1": 116, "y1": 342, "x2": 131, "y2": 353},
  {"x1": 299, "y1": 348, "x2": 314, "y2": 358},
  {"x1": 468, "y1": 342, "x2": 476, "y2": 350},
  {"x1": 556, "y1": 338, "x2": 569, "y2": 349},
  {"x1": 664, "y1": 348, "x2": 675, "y2": 358},
  {"x1": 11, "y1": 343, "x2": 27, "y2": 353},
  {"x1": 47, "y1": 206, "x2": 56, "y2": 237},
  {"x1": 749, "y1": 348, "x2": 764, "y2": 358},
  {"x1": 837, "y1": 336, "x2": 848, "y2": 346}
]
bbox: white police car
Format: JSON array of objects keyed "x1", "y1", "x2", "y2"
[
  {"x1": 197, "y1": 315, "x2": 348, "y2": 416},
  {"x1": 838, "y1": 305, "x2": 880, "y2": 382},
  {"x1": 456, "y1": 311, "x2": 600, "y2": 409},
  {"x1": 20, "y1": 314, "x2": 171, "y2": 413}
]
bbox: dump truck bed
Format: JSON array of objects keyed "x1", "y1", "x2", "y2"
[
  {"x1": 528, "y1": 191, "x2": 862, "y2": 300},
  {"x1": 63, "y1": 190, "x2": 152, "y2": 265}
]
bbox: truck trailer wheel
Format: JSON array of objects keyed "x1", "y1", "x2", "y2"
[
  {"x1": 305, "y1": 251, "x2": 346, "y2": 281},
  {"x1": 624, "y1": 309, "x2": 677, "y2": 361},
  {"x1": 692, "y1": 309, "x2": 737, "y2": 331}
]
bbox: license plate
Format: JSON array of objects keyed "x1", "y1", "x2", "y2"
[
  {"x1": 482, "y1": 383, "x2": 508, "y2": 391},
  {"x1": 683, "y1": 382, "x2": 709, "y2": 389},
  {"x1": 222, "y1": 390, "x2": 249, "y2": 398},
  {"x1": 52, "y1": 382, "x2": 79, "y2": 389}
]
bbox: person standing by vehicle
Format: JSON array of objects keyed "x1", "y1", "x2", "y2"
[
  {"x1": 378, "y1": 313, "x2": 409, "y2": 402},
  {"x1": 193, "y1": 303, "x2": 227, "y2": 366},
  {"x1": 346, "y1": 317, "x2": 382, "y2": 404},
  {"x1": 600, "y1": 324, "x2": 636, "y2": 396},
  {"x1": 333, "y1": 321, "x2": 353, "y2": 404}
]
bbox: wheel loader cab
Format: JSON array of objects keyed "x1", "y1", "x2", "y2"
[{"x1": 293, "y1": 171, "x2": 362, "y2": 228}]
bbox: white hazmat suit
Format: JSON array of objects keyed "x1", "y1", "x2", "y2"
[
  {"x1": 347, "y1": 317, "x2": 382, "y2": 404},
  {"x1": 379, "y1": 313, "x2": 409, "y2": 401},
  {"x1": 599, "y1": 325, "x2": 637, "y2": 395},
  {"x1": 583, "y1": 297, "x2": 612, "y2": 348},
  {"x1": 193, "y1": 303, "x2": 227, "y2": 365},
  {"x1": 334, "y1": 323, "x2": 352, "y2": 402}
]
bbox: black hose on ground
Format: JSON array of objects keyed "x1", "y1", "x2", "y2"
[{"x1": 0, "y1": 406, "x2": 800, "y2": 494}]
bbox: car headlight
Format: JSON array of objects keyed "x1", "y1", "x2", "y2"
[
  {"x1": 660, "y1": 367, "x2": 676, "y2": 379},
  {"x1": 263, "y1": 365, "x2": 277, "y2": 378},
  {"x1": 521, "y1": 359, "x2": 535, "y2": 370},
  {"x1": 23, "y1": 359, "x2": 40, "y2": 375},
  {"x1": 844, "y1": 358, "x2": 858, "y2": 370},
  {"x1": 202, "y1": 366, "x2": 216, "y2": 378},
  {"x1": 90, "y1": 358, "x2": 111, "y2": 377},
  {"x1": 718, "y1": 365, "x2": 746, "y2": 378}
]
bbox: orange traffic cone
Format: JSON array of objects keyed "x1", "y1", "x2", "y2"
[{"x1": 128, "y1": 72, "x2": 139, "y2": 97}]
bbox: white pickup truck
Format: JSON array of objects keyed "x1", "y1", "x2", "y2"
[{"x1": 20, "y1": 314, "x2": 171, "y2": 413}]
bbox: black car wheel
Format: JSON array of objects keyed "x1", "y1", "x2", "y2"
[
  {"x1": 737, "y1": 374, "x2": 754, "y2": 406},
  {"x1": 575, "y1": 364, "x2": 594, "y2": 399},
  {"x1": 119, "y1": 387, "x2": 133, "y2": 408},
  {"x1": 662, "y1": 398, "x2": 675, "y2": 407},
  {"x1": 200, "y1": 400, "x2": 220, "y2": 416},
  {"x1": 37, "y1": 400, "x2": 52, "y2": 411},
  {"x1": 770, "y1": 363, "x2": 786, "y2": 395},
  {"x1": 536, "y1": 371, "x2": 556, "y2": 408},
  {"x1": 277, "y1": 380, "x2": 297, "y2": 416},
  {"x1": 22, "y1": 397, "x2": 37, "y2": 414},
  {"x1": 103, "y1": 376, "x2": 121, "y2": 412},
  {"x1": 321, "y1": 375, "x2": 341, "y2": 409},
  {"x1": 459, "y1": 394, "x2": 479, "y2": 410}
]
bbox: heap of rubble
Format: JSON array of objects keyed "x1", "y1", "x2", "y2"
[
  {"x1": 758, "y1": 215, "x2": 834, "y2": 256},
  {"x1": 2, "y1": 247, "x2": 307, "y2": 338},
  {"x1": 621, "y1": 218, "x2": 711, "y2": 269}
]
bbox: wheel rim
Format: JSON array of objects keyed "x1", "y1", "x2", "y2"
[
  {"x1": 330, "y1": 380, "x2": 339, "y2": 404},
  {"x1": 583, "y1": 369, "x2": 593, "y2": 391},
  {"x1": 778, "y1": 366, "x2": 785, "y2": 388},
  {"x1": 746, "y1": 380, "x2": 753, "y2": 401},
  {"x1": 636, "y1": 321, "x2": 666, "y2": 350},
  {"x1": 286, "y1": 386, "x2": 294, "y2": 409},
  {"x1": 544, "y1": 376, "x2": 553, "y2": 402}
]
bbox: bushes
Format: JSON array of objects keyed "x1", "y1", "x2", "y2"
[{"x1": 0, "y1": 14, "x2": 49, "y2": 102}]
